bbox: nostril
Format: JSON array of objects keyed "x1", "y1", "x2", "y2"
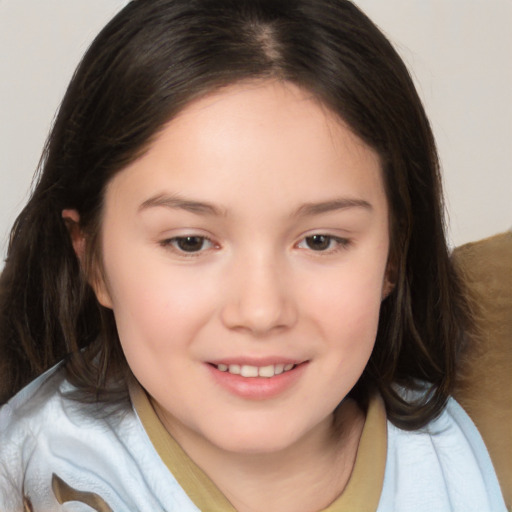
[{"x1": 220, "y1": 297, "x2": 297, "y2": 334}]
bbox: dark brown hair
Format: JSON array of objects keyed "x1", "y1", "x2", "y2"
[{"x1": 0, "y1": 0, "x2": 469, "y2": 429}]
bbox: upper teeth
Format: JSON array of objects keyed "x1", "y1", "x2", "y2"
[{"x1": 216, "y1": 363, "x2": 295, "y2": 378}]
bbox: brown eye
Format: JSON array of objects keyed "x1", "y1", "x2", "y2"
[
  {"x1": 297, "y1": 234, "x2": 350, "y2": 253},
  {"x1": 172, "y1": 236, "x2": 210, "y2": 252},
  {"x1": 304, "y1": 235, "x2": 332, "y2": 251}
]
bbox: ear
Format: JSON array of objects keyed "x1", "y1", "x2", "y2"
[
  {"x1": 381, "y1": 276, "x2": 395, "y2": 300},
  {"x1": 62, "y1": 209, "x2": 85, "y2": 262},
  {"x1": 381, "y1": 258, "x2": 397, "y2": 300},
  {"x1": 61, "y1": 209, "x2": 113, "y2": 309}
]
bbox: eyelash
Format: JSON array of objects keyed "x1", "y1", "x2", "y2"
[
  {"x1": 159, "y1": 235, "x2": 216, "y2": 256},
  {"x1": 296, "y1": 234, "x2": 351, "y2": 254},
  {"x1": 160, "y1": 233, "x2": 351, "y2": 256}
]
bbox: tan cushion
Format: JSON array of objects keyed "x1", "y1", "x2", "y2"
[{"x1": 452, "y1": 231, "x2": 512, "y2": 508}]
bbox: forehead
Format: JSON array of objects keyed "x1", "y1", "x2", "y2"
[{"x1": 104, "y1": 80, "x2": 386, "y2": 217}]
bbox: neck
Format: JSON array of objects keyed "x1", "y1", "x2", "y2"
[{"x1": 163, "y1": 399, "x2": 365, "y2": 512}]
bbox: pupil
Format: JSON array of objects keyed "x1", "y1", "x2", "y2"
[
  {"x1": 307, "y1": 235, "x2": 330, "y2": 250},
  {"x1": 177, "y1": 236, "x2": 203, "y2": 252}
]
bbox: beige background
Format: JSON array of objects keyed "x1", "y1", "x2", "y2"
[{"x1": 1, "y1": 0, "x2": 511, "y2": 266}]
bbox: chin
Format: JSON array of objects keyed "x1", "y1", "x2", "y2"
[
  {"x1": 216, "y1": 433, "x2": 300, "y2": 456},
  {"x1": 201, "y1": 415, "x2": 325, "y2": 456}
]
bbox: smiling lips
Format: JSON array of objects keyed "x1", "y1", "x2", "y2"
[
  {"x1": 214, "y1": 363, "x2": 296, "y2": 378},
  {"x1": 208, "y1": 361, "x2": 307, "y2": 399}
]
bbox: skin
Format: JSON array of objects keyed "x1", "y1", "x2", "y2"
[{"x1": 65, "y1": 80, "x2": 392, "y2": 511}]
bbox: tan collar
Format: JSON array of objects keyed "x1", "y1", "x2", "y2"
[{"x1": 130, "y1": 382, "x2": 386, "y2": 512}]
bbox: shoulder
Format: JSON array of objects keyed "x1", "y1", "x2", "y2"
[
  {"x1": 0, "y1": 365, "x2": 200, "y2": 511},
  {"x1": 1, "y1": 363, "x2": 67, "y2": 443},
  {"x1": 0, "y1": 365, "x2": 70, "y2": 507},
  {"x1": 0, "y1": 363, "x2": 82, "y2": 443},
  {"x1": 377, "y1": 396, "x2": 507, "y2": 512}
]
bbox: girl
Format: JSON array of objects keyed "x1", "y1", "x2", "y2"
[{"x1": 0, "y1": 0, "x2": 506, "y2": 510}]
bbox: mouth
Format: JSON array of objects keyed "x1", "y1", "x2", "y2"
[
  {"x1": 210, "y1": 362, "x2": 298, "y2": 378},
  {"x1": 207, "y1": 360, "x2": 308, "y2": 399}
]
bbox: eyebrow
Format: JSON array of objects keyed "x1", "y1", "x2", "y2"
[
  {"x1": 138, "y1": 194, "x2": 225, "y2": 216},
  {"x1": 139, "y1": 194, "x2": 372, "y2": 218},
  {"x1": 294, "y1": 198, "x2": 372, "y2": 217}
]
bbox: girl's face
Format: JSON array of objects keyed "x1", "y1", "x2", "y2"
[{"x1": 94, "y1": 81, "x2": 391, "y2": 455}]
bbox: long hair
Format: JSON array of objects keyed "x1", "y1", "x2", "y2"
[{"x1": 0, "y1": 0, "x2": 469, "y2": 428}]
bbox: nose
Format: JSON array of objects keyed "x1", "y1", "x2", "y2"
[{"x1": 220, "y1": 253, "x2": 298, "y2": 336}]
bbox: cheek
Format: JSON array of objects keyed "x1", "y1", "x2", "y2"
[
  {"x1": 301, "y1": 260, "x2": 387, "y2": 384},
  {"x1": 306, "y1": 264, "x2": 385, "y2": 331},
  {"x1": 102, "y1": 249, "x2": 218, "y2": 354}
]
